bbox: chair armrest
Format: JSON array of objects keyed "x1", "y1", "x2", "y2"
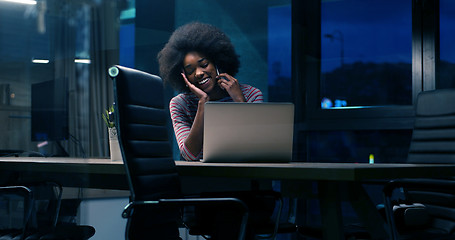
[
  {"x1": 383, "y1": 178, "x2": 455, "y2": 198},
  {"x1": 0, "y1": 186, "x2": 34, "y2": 238},
  {"x1": 0, "y1": 185, "x2": 32, "y2": 196},
  {"x1": 122, "y1": 197, "x2": 248, "y2": 218},
  {"x1": 15, "y1": 181, "x2": 63, "y2": 228},
  {"x1": 382, "y1": 178, "x2": 455, "y2": 240}
]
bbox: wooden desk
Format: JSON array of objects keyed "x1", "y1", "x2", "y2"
[{"x1": 1, "y1": 158, "x2": 455, "y2": 240}]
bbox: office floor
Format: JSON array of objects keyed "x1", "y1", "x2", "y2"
[
  {"x1": 78, "y1": 197, "x2": 295, "y2": 240},
  {"x1": 79, "y1": 197, "x2": 207, "y2": 240},
  {"x1": 79, "y1": 197, "x2": 128, "y2": 240}
]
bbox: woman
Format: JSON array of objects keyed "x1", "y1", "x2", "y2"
[
  {"x1": 158, "y1": 21, "x2": 263, "y2": 161},
  {"x1": 158, "y1": 23, "x2": 276, "y2": 240}
]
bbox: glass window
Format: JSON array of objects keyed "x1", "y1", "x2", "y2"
[
  {"x1": 439, "y1": 0, "x2": 455, "y2": 89},
  {"x1": 0, "y1": 0, "x2": 122, "y2": 158},
  {"x1": 175, "y1": 0, "x2": 291, "y2": 102},
  {"x1": 268, "y1": 4, "x2": 292, "y2": 102},
  {"x1": 0, "y1": 0, "x2": 292, "y2": 158},
  {"x1": 320, "y1": 0, "x2": 412, "y2": 109},
  {"x1": 308, "y1": 130, "x2": 412, "y2": 164},
  {"x1": 173, "y1": 0, "x2": 292, "y2": 157}
]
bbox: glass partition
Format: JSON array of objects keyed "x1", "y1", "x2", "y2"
[
  {"x1": 308, "y1": 130, "x2": 412, "y2": 164},
  {"x1": 320, "y1": 0, "x2": 412, "y2": 109},
  {"x1": 439, "y1": 0, "x2": 455, "y2": 89},
  {"x1": 0, "y1": 0, "x2": 292, "y2": 158}
]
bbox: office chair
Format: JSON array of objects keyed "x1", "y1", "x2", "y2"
[
  {"x1": 0, "y1": 185, "x2": 33, "y2": 240},
  {"x1": 109, "y1": 65, "x2": 251, "y2": 240},
  {"x1": 0, "y1": 182, "x2": 95, "y2": 240},
  {"x1": 382, "y1": 88, "x2": 455, "y2": 240}
]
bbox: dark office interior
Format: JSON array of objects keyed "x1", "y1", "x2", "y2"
[{"x1": 0, "y1": 0, "x2": 454, "y2": 239}]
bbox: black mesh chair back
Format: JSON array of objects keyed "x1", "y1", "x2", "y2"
[
  {"x1": 109, "y1": 65, "x2": 184, "y2": 239},
  {"x1": 407, "y1": 88, "x2": 455, "y2": 164},
  {"x1": 0, "y1": 183, "x2": 62, "y2": 240},
  {"x1": 383, "y1": 89, "x2": 455, "y2": 240},
  {"x1": 0, "y1": 186, "x2": 33, "y2": 240},
  {"x1": 109, "y1": 65, "x2": 179, "y2": 201},
  {"x1": 110, "y1": 65, "x2": 253, "y2": 240},
  {"x1": 0, "y1": 182, "x2": 95, "y2": 240}
]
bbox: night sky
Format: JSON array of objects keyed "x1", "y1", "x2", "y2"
[{"x1": 321, "y1": 0, "x2": 455, "y2": 73}]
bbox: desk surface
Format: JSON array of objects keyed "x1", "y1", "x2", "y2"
[
  {"x1": 1, "y1": 157, "x2": 455, "y2": 185},
  {"x1": 2, "y1": 157, "x2": 454, "y2": 240},
  {"x1": 176, "y1": 161, "x2": 455, "y2": 181}
]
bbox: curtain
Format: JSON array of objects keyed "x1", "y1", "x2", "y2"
[
  {"x1": 51, "y1": 0, "x2": 78, "y2": 157},
  {"x1": 88, "y1": 1, "x2": 120, "y2": 157},
  {"x1": 51, "y1": 0, "x2": 119, "y2": 158}
]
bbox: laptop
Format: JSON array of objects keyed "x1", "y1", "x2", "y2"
[{"x1": 202, "y1": 102, "x2": 294, "y2": 163}]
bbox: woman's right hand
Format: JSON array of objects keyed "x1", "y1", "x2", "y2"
[
  {"x1": 180, "y1": 73, "x2": 206, "y2": 158},
  {"x1": 181, "y1": 73, "x2": 209, "y2": 103}
]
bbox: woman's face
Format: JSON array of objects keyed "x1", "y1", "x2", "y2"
[{"x1": 182, "y1": 51, "x2": 218, "y2": 93}]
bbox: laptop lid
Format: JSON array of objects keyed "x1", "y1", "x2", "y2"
[{"x1": 202, "y1": 102, "x2": 294, "y2": 163}]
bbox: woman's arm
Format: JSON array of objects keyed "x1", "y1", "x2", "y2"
[
  {"x1": 170, "y1": 74, "x2": 210, "y2": 161},
  {"x1": 181, "y1": 99, "x2": 206, "y2": 160},
  {"x1": 181, "y1": 73, "x2": 210, "y2": 160},
  {"x1": 170, "y1": 96, "x2": 204, "y2": 161}
]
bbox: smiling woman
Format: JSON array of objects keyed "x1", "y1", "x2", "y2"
[{"x1": 158, "y1": 22, "x2": 263, "y2": 161}]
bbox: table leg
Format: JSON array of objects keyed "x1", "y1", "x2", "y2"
[
  {"x1": 346, "y1": 182, "x2": 389, "y2": 240},
  {"x1": 318, "y1": 181, "x2": 344, "y2": 240}
]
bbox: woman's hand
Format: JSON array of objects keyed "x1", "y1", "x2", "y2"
[
  {"x1": 181, "y1": 73, "x2": 209, "y2": 103},
  {"x1": 180, "y1": 73, "x2": 206, "y2": 159},
  {"x1": 217, "y1": 73, "x2": 246, "y2": 102}
]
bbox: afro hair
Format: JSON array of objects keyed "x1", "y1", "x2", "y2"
[{"x1": 157, "y1": 22, "x2": 240, "y2": 92}]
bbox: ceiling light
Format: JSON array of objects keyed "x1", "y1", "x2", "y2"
[
  {"x1": 74, "y1": 59, "x2": 91, "y2": 64},
  {"x1": 32, "y1": 59, "x2": 49, "y2": 64},
  {"x1": 1, "y1": 0, "x2": 37, "y2": 5}
]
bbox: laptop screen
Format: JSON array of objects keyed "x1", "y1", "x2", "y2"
[{"x1": 202, "y1": 102, "x2": 294, "y2": 163}]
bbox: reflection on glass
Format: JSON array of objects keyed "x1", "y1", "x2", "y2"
[
  {"x1": 268, "y1": 4, "x2": 292, "y2": 102},
  {"x1": 320, "y1": 0, "x2": 412, "y2": 108},
  {"x1": 308, "y1": 130, "x2": 412, "y2": 164},
  {"x1": 439, "y1": 0, "x2": 455, "y2": 89},
  {"x1": 0, "y1": 0, "x2": 292, "y2": 158},
  {"x1": 0, "y1": 0, "x2": 116, "y2": 158}
]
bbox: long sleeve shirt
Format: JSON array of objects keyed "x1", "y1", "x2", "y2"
[{"x1": 169, "y1": 84, "x2": 263, "y2": 161}]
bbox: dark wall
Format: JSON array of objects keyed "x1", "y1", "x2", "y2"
[{"x1": 135, "y1": 0, "x2": 175, "y2": 75}]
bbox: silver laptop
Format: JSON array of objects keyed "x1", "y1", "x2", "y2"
[{"x1": 202, "y1": 102, "x2": 294, "y2": 163}]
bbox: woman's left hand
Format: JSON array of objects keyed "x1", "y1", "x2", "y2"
[{"x1": 217, "y1": 73, "x2": 246, "y2": 102}]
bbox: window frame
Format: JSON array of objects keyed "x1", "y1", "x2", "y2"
[{"x1": 292, "y1": 0, "x2": 439, "y2": 132}]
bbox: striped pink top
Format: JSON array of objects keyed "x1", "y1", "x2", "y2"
[{"x1": 169, "y1": 84, "x2": 263, "y2": 161}]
